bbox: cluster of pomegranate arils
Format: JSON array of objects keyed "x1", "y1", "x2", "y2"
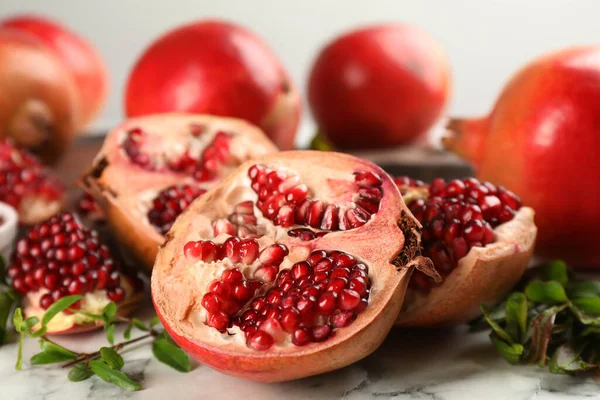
[
  {"x1": 6, "y1": 213, "x2": 125, "y2": 310},
  {"x1": 121, "y1": 126, "x2": 236, "y2": 234},
  {"x1": 396, "y1": 176, "x2": 522, "y2": 291},
  {"x1": 0, "y1": 139, "x2": 63, "y2": 211},
  {"x1": 122, "y1": 126, "x2": 232, "y2": 181},
  {"x1": 190, "y1": 236, "x2": 370, "y2": 351},
  {"x1": 147, "y1": 184, "x2": 207, "y2": 235},
  {"x1": 248, "y1": 164, "x2": 383, "y2": 233}
]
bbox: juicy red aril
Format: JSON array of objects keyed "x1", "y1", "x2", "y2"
[
  {"x1": 7, "y1": 212, "x2": 127, "y2": 309},
  {"x1": 396, "y1": 177, "x2": 521, "y2": 292},
  {"x1": 0, "y1": 139, "x2": 64, "y2": 212},
  {"x1": 248, "y1": 164, "x2": 383, "y2": 233},
  {"x1": 148, "y1": 184, "x2": 206, "y2": 235},
  {"x1": 200, "y1": 245, "x2": 370, "y2": 351}
]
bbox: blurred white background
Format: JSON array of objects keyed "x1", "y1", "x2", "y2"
[{"x1": 1, "y1": 0, "x2": 598, "y2": 145}]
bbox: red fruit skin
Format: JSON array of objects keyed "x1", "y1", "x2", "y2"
[
  {"x1": 1, "y1": 15, "x2": 109, "y2": 129},
  {"x1": 308, "y1": 24, "x2": 450, "y2": 149},
  {"x1": 444, "y1": 46, "x2": 600, "y2": 267},
  {"x1": 125, "y1": 20, "x2": 301, "y2": 150}
]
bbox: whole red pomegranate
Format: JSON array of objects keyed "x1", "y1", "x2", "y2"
[
  {"x1": 125, "y1": 20, "x2": 301, "y2": 150},
  {"x1": 0, "y1": 28, "x2": 79, "y2": 163},
  {"x1": 152, "y1": 151, "x2": 431, "y2": 381},
  {"x1": 443, "y1": 46, "x2": 600, "y2": 268},
  {"x1": 308, "y1": 24, "x2": 450, "y2": 149},
  {"x1": 1, "y1": 15, "x2": 109, "y2": 130},
  {"x1": 0, "y1": 139, "x2": 65, "y2": 224},
  {"x1": 394, "y1": 176, "x2": 536, "y2": 326},
  {"x1": 81, "y1": 114, "x2": 278, "y2": 270},
  {"x1": 6, "y1": 212, "x2": 142, "y2": 334}
]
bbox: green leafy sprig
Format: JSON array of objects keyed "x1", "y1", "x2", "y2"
[
  {"x1": 9, "y1": 296, "x2": 190, "y2": 391},
  {"x1": 472, "y1": 260, "x2": 600, "y2": 374}
]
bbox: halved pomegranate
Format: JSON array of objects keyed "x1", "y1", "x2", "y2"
[
  {"x1": 152, "y1": 151, "x2": 431, "y2": 382},
  {"x1": 0, "y1": 139, "x2": 65, "y2": 224},
  {"x1": 80, "y1": 114, "x2": 278, "y2": 270},
  {"x1": 394, "y1": 176, "x2": 537, "y2": 327},
  {"x1": 6, "y1": 212, "x2": 142, "y2": 334}
]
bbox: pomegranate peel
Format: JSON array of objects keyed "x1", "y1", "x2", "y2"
[
  {"x1": 152, "y1": 151, "x2": 429, "y2": 382},
  {"x1": 394, "y1": 178, "x2": 537, "y2": 327},
  {"x1": 81, "y1": 113, "x2": 278, "y2": 270}
]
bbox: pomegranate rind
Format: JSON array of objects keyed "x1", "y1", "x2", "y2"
[
  {"x1": 80, "y1": 113, "x2": 278, "y2": 271},
  {"x1": 152, "y1": 151, "x2": 426, "y2": 382},
  {"x1": 22, "y1": 276, "x2": 142, "y2": 335},
  {"x1": 396, "y1": 206, "x2": 536, "y2": 327}
]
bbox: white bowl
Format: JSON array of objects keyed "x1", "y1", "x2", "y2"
[{"x1": 0, "y1": 202, "x2": 18, "y2": 264}]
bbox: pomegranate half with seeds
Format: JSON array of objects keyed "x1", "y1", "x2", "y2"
[
  {"x1": 152, "y1": 151, "x2": 431, "y2": 382},
  {"x1": 394, "y1": 176, "x2": 537, "y2": 327},
  {"x1": 0, "y1": 138, "x2": 65, "y2": 224},
  {"x1": 81, "y1": 114, "x2": 278, "y2": 270},
  {"x1": 6, "y1": 213, "x2": 141, "y2": 334}
]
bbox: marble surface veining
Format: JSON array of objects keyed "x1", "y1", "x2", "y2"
[{"x1": 1, "y1": 307, "x2": 599, "y2": 400}]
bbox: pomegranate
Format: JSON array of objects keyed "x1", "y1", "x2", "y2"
[
  {"x1": 308, "y1": 24, "x2": 450, "y2": 149},
  {"x1": 0, "y1": 28, "x2": 79, "y2": 163},
  {"x1": 1, "y1": 15, "x2": 108, "y2": 129},
  {"x1": 394, "y1": 176, "x2": 537, "y2": 326},
  {"x1": 6, "y1": 212, "x2": 141, "y2": 334},
  {"x1": 80, "y1": 114, "x2": 278, "y2": 271},
  {"x1": 152, "y1": 151, "x2": 432, "y2": 382},
  {"x1": 0, "y1": 139, "x2": 65, "y2": 225},
  {"x1": 76, "y1": 191, "x2": 105, "y2": 223},
  {"x1": 125, "y1": 20, "x2": 301, "y2": 150},
  {"x1": 443, "y1": 46, "x2": 600, "y2": 268}
]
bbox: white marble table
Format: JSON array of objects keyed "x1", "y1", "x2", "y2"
[{"x1": 1, "y1": 300, "x2": 598, "y2": 400}]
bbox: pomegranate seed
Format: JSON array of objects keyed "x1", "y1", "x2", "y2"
[
  {"x1": 317, "y1": 292, "x2": 337, "y2": 314},
  {"x1": 258, "y1": 244, "x2": 288, "y2": 265},
  {"x1": 292, "y1": 328, "x2": 311, "y2": 346},
  {"x1": 247, "y1": 331, "x2": 274, "y2": 351},
  {"x1": 202, "y1": 293, "x2": 222, "y2": 313},
  {"x1": 354, "y1": 171, "x2": 382, "y2": 187},
  {"x1": 222, "y1": 237, "x2": 241, "y2": 262},
  {"x1": 39, "y1": 294, "x2": 53, "y2": 310},
  {"x1": 331, "y1": 311, "x2": 356, "y2": 328},
  {"x1": 307, "y1": 200, "x2": 325, "y2": 228},
  {"x1": 107, "y1": 287, "x2": 125, "y2": 303},
  {"x1": 326, "y1": 278, "x2": 347, "y2": 294},
  {"x1": 311, "y1": 325, "x2": 332, "y2": 342},
  {"x1": 206, "y1": 312, "x2": 229, "y2": 332},
  {"x1": 213, "y1": 219, "x2": 235, "y2": 236},
  {"x1": 222, "y1": 269, "x2": 243, "y2": 284},
  {"x1": 254, "y1": 265, "x2": 278, "y2": 283},
  {"x1": 339, "y1": 289, "x2": 361, "y2": 310},
  {"x1": 294, "y1": 199, "x2": 312, "y2": 225},
  {"x1": 348, "y1": 278, "x2": 367, "y2": 295},
  {"x1": 321, "y1": 204, "x2": 339, "y2": 230},
  {"x1": 274, "y1": 205, "x2": 295, "y2": 227},
  {"x1": 291, "y1": 261, "x2": 312, "y2": 280},
  {"x1": 280, "y1": 309, "x2": 300, "y2": 333},
  {"x1": 184, "y1": 241, "x2": 202, "y2": 259},
  {"x1": 308, "y1": 250, "x2": 327, "y2": 266}
]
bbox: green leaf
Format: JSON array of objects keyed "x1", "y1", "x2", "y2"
[
  {"x1": 89, "y1": 360, "x2": 141, "y2": 391},
  {"x1": 581, "y1": 326, "x2": 600, "y2": 336},
  {"x1": 571, "y1": 297, "x2": 600, "y2": 314},
  {"x1": 100, "y1": 347, "x2": 124, "y2": 370},
  {"x1": 549, "y1": 344, "x2": 597, "y2": 373},
  {"x1": 528, "y1": 305, "x2": 567, "y2": 366},
  {"x1": 505, "y1": 293, "x2": 528, "y2": 343},
  {"x1": 68, "y1": 363, "x2": 94, "y2": 382},
  {"x1": 525, "y1": 280, "x2": 568, "y2": 304},
  {"x1": 40, "y1": 339, "x2": 77, "y2": 358},
  {"x1": 480, "y1": 304, "x2": 514, "y2": 344},
  {"x1": 102, "y1": 302, "x2": 117, "y2": 318},
  {"x1": 150, "y1": 316, "x2": 161, "y2": 328},
  {"x1": 106, "y1": 324, "x2": 115, "y2": 345},
  {"x1": 42, "y1": 295, "x2": 83, "y2": 327},
  {"x1": 132, "y1": 318, "x2": 148, "y2": 331},
  {"x1": 569, "y1": 303, "x2": 600, "y2": 325},
  {"x1": 152, "y1": 337, "x2": 191, "y2": 372},
  {"x1": 123, "y1": 324, "x2": 133, "y2": 340},
  {"x1": 22, "y1": 316, "x2": 39, "y2": 335},
  {"x1": 545, "y1": 261, "x2": 568, "y2": 287},
  {"x1": 567, "y1": 281, "x2": 600, "y2": 299},
  {"x1": 12, "y1": 307, "x2": 23, "y2": 332},
  {"x1": 491, "y1": 334, "x2": 524, "y2": 365},
  {"x1": 30, "y1": 340, "x2": 77, "y2": 364},
  {"x1": 0, "y1": 291, "x2": 15, "y2": 345}
]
